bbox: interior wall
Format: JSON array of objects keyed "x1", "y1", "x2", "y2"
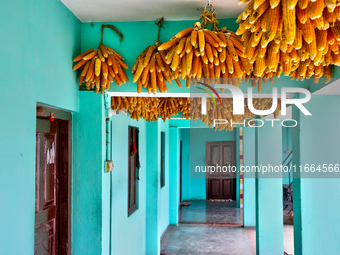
[
  {"x1": 159, "y1": 121, "x2": 170, "y2": 238},
  {"x1": 282, "y1": 127, "x2": 293, "y2": 185},
  {"x1": 293, "y1": 95, "x2": 340, "y2": 255},
  {"x1": 0, "y1": 0, "x2": 81, "y2": 254},
  {"x1": 243, "y1": 127, "x2": 256, "y2": 228},
  {"x1": 109, "y1": 114, "x2": 147, "y2": 255},
  {"x1": 181, "y1": 128, "x2": 237, "y2": 201},
  {"x1": 73, "y1": 92, "x2": 107, "y2": 255}
]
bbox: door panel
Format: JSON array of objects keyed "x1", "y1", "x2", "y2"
[
  {"x1": 35, "y1": 118, "x2": 59, "y2": 255},
  {"x1": 43, "y1": 134, "x2": 57, "y2": 209},
  {"x1": 210, "y1": 179, "x2": 221, "y2": 197},
  {"x1": 222, "y1": 179, "x2": 232, "y2": 197},
  {"x1": 34, "y1": 219, "x2": 55, "y2": 255},
  {"x1": 206, "y1": 141, "x2": 236, "y2": 199}
]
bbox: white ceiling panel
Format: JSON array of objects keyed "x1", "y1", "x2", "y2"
[{"x1": 61, "y1": 0, "x2": 246, "y2": 22}]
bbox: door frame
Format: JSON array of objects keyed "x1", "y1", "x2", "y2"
[
  {"x1": 205, "y1": 141, "x2": 236, "y2": 200},
  {"x1": 36, "y1": 104, "x2": 72, "y2": 254}
]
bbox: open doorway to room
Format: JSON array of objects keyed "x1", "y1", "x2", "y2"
[
  {"x1": 178, "y1": 139, "x2": 241, "y2": 227},
  {"x1": 34, "y1": 105, "x2": 71, "y2": 255}
]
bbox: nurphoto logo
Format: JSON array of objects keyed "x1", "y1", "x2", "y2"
[{"x1": 195, "y1": 82, "x2": 312, "y2": 128}]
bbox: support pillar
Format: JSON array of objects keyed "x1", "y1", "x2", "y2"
[
  {"x1": 169, "y1": 127, "x2": 180, "y2": 225},
  {"x1": 73, "y1": 92, "x2": 108, "y2": 255},
  {"x1": 243, "y1": 127, "x2": 256, "y2": 227},
  {"x1": 255, "y1": 123, "x2": 283, "y2": 255},
  {"x1": 145, "y1": 121, "x2": 160, "y2": 255},
  {"x1": 292, "y1": 95, "x2": 340, "y2": 255}
]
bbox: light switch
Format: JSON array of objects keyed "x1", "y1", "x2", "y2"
[{"x1": 105, "y1": 161, "x2": 114, "y2": 172}]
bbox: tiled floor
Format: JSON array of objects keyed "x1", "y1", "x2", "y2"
[
  {"x1": 179, "y1": 200, "x2": 242, "y2": 226},
  {"x1": 161, "y1": 225, "x2": 253, "y2": 255},
  {"x1": 161, "y1": 200, "x2": 295, "y2": 255}
]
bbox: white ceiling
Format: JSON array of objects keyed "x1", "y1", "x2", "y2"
[{"x1": 61, "y1": 0, "x2": 246, "y2": 22}]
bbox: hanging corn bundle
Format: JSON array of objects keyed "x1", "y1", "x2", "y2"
[
  {"x1": 190, "y1": 97, "x2": 281, "y2": 131},
  {"x1": 157, "y1": 98, "x2": 191, "y2": 121},
  {"x1": 157, "y1": 3, "x2": 251, "y2": 89},
  {"x1": 73, "y1": 25, "x2": 129, "y2": 94},
  {"x1": 111, "y1": 97, "x2": 190, "y2": 122},
  {"x1": 236, "y1": 0, "x2": 337, "y2": 85},
  {"x1": 132, "y1": 18, "x2": 175, "y2": 94},
  {"x1": 111, "y1": 97, "x2": 160, "y2": 121}
]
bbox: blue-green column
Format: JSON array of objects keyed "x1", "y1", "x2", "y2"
[
  {"x1": 292, "y1": 95, "x2": 340, "y2": 255},
  {"x1": 243, "y1": 127, "x2": 256, "y2": 228},
  {"x1": 169, "y1": 127, "x2": 180, "y2": 225},
  {"x1": 255, "y1": 123, "x2": 283, "y2": 255},
  {"x1": 73, "y1": 92, "x2": 108, "y2": 255},
  {"x1": 145, "y1": 121, "x2": 160, "y2": 255}
]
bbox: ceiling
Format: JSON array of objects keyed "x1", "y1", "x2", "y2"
[{"x1": 61, "y1": 0, "x2": 247, "y2": 22}]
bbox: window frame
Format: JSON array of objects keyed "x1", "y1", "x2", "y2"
[
  {"x1": 160, "y1": 131, "x2": 165, "y2": 188},
  {"x1": 128, "y1": 126, "x2": 139, "y2": 216}
]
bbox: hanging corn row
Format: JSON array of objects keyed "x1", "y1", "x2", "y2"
[
  {"x1": 236, "y1": 0, "x2": 337, "y2": 86},
  {"x1": 73, "y1": 25, "x2": 129, "y2": 94},
  {"x1": 111, "y1": 97, "x2": 190, "y2": 122},
  {"x1": 157, "y1": 14, "x2": 253, "y2": 88},
  {"x1": 190, "y1": 97, "x2": 281, "y2": 131}
]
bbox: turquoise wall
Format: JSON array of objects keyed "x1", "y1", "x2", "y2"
[
  {"x1": 293, "y1": 95, "x2": 340, "y2": 255},
  {"x1": 255, "y1": 124, "x2": 284, "y2": 255},
  {"x1": 110, "y1": 114, "x2": 147, "y2": 255},
  {"x1": 73, "y1": 92, "x2": 108, "y2": 255},
  {"x1": 0, "y1": 0, "x2": 80, "y2": 254},
  {"x1": 159, "y1": 121, "x2": 170, "y2": 238},
  {"x1": 243, "y1": 127, "x2": 256, "y2": 228},
  {"x1": 169, "y1": 127, "x2": 181, "y2": 225},
  {"x1": 282, "y1": 127, "x2": 293, "y2": 185},
  {"x1": 181, "y1": 128, "x2": 237, "y2": 201}
]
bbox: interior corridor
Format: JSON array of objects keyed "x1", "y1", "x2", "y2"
[
  {"x1": 161, "y1": 200, "x2": 295, "y2": 255},
  {"x1": 161, "y1": 200, "x2": 255, "y2": 255}
]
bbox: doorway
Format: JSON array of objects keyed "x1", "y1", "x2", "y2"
[
  {"x1": 35, "y1": 105, "x2": 71, "y2": 255},
  {"x1": 206, "y1": 141, "x2": 236, "y2": 200}
]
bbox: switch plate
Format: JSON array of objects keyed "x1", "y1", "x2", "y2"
[{"x1": 105, "y1": 161, "x2": 114, "y2": 172}]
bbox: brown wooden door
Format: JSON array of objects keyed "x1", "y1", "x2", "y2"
[
  {"x1": 35, "y1": 118, "x2": 59, "y2": 255},
  {"x1": 35, "y1": 112, "x2": 70, "y2": 255},
  {"x1": 206, "y1": 141, "x2": 236, "y2": 200}
]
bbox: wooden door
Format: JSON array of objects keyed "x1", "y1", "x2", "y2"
[
  {"x1": 206, "y1": 141, "x2": 236, "y2": 200},
  {"x1": 35, "y1": 106, "x2": 70, "y2": 255},
  {"x1": 35, "y1": 118, "x2": 59, "y2": 255}
]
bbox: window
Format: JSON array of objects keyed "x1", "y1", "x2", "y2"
[
  {"x1": 160, "y1": 132, "x2": 165, "y2": 188},
  {"x1": 128, "y1": 126, "x2": 139, "y2": 215}
]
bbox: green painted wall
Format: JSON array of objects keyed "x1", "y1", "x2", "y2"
[
  {"x1": 293, "y1": 95, "x2": 340, "y2": 255},
  {"x1": 243, "y1": 127, "x2": 256, "y2": 228},
  {"x1": 255, "y1": 124, "x2": 284, "y2": 255},
  {"x1": 73, "y1": 92, "x2": 108, "y2": 255},
  {"x1": 110, "y1": 114, "x2": 147, "y2": 255},
  {"x1": 181, "y1": 128, "x2": 237, "y2": 201},
  {"x1": 282, "y1": 127, "x2": 293, "y2": 185},
  {"x1": 159, "y1": 121, "x2": 170, "y2": 237},
  {"x1": 169, "y1": 127, "x2": 181, "y2": 225},
  {"x1": 0, "y1": 0, "x2": 80, "y2": 254}
]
